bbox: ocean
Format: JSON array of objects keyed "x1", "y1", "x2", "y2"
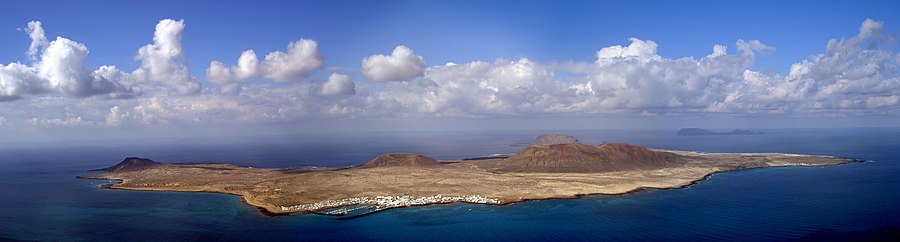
[{"x1": 1, "y1": 128, "x2": 899, "y2": 241}]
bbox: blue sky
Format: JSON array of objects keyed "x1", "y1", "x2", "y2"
[
  {"x1": 3, "y1": 0, "x2": 897, "y2": 77},
  {"x1": 0, "y1": 0, "x2": 899, "y2": 140}
]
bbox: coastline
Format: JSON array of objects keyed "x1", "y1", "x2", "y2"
[{"x1": 78, "y1": 175, "x2": 287, "y2": 216}]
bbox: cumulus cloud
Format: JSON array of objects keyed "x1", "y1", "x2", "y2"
[
  {"x1": 736, "y1": 39, "x2": 775, "y2": 56},
  {"x1": 24, "y1": 21, "x2": 48, "y2": 61},
  {"x1": 27, "y1": 116, "x2": 84, "y2": 127},
  {"x1": 119, "y1": 84, "x2": 356, "y2": 125},
  {"x1": 0, "y1": 18, "x2": 205, "y2": 100},
  {"x1": 319, "y1": 73, "x2": 356, "y2": 96},
  {"x1": 361, "y1": 45, "x2": 426, "y2": 81},
  {"x1": 2, "y1": 18, "x2": 898, "y2": 129},
  {"x1": 596, "y1": 38, "x2": 660, "y2": 62},
  {"x1": 206, "y1": 39, "x2": 323, "y2": 83},
  {"x1": 368, "y1": 58, "x2": 561, "y2": 115},
  {"x1": 262, "y1": 39, "x2": 324, "y2": 82},
  {"x1": 763, "y1": 18, "x2": 899, "y2": 112},
  {"x1": 0, "y1": 63, "x2": 45, "y2": 100},
  {"x1": 0, "y1": 21, "x2": 135, "y2": 101},
  {"x1": 39, "y1": 37, "x2": 134, "y2": 97},
  {"x1": 106, "y1": 105, "x2": 129, "y2": 125},
  {"x1": 132, "y1": 19, "x2": 200, "y2": 95},
  {"x1": 698, "y1": 19, "x2": 899, "y2": 114},
  {"x1": 206, "y1": 50, "x2": 259, "y2": 84},
  {"x1": 559, "y1": 37, "x2": 773, "y2": 112},
  {"x1": 369, "y1": 18, "x2": 897, "y2": 118},
  {"x1": 205, "y1": 61, "x2": 233, "y2": 85}
]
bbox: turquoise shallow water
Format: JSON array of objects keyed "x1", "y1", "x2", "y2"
[{"x1": 1, "y1": 129, "x2": 899, "y2": 241}]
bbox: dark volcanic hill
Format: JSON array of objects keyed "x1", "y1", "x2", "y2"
[
  {"x1": 494, "y1": 143, "x2": 682, "y2": 173},
  {"x1": 91, "y1": 157, "x2": 161, "y2": 172},
  {"x1": 358, "y1": 153, "x2": 442, "y2": 168}
]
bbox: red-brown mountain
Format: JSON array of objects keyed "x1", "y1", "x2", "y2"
[
  {"x1": 494, "y1": 143, "x2": 682, "y2": 173},
  {"x1": 91, "y1": 157, "x2": 161, "y2": 172},
  {"x1": 357, "y1": 153, "x2": 442, "y2": 168}
]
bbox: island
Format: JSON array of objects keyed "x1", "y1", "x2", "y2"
[
  {"x1": 79, "y1": 134, "x2": 851, "y2": 218},
  {"x1": 510, "y1": 133, "x2": 581, "y2": 147},
  {"x1": 532, "y1": 133, "x2": 580, "y2": 144},
  {"x1": 677, "y1": 128, "x2": 764, "y2": 136}
]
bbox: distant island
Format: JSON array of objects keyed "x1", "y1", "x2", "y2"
[
  {"x1": 677, "y1": 128, "x2": 764, "y2": 136},
  {"x1": 533, "y1": 133, "x2": 579, "y2": 144},
  {"x1": 510, "y1": 133, "x2": 580, "y2": 146},
  {"x1": 79, "y1": 134, "x2": 849, "y2": 219}
]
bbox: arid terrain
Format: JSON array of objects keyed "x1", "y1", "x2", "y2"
[{"x1": 79, "y1": 137, "x2": 850, "y2": 217}]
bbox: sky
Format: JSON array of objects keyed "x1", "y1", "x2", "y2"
[{"x1": 0, "y1": 0, "x2": 899, "y2": 142}]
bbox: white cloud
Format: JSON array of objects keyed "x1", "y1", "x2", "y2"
[
  {"x1": 24, "y1": 21, "x2": 48, "y2": 62},
  {"x1": 736, "y1": 39, "x2": 775, "y2": 56},
  {"x1": 39, "y1": 37, "x2": 134, "y2": 97},
  {"x1": 858, "y1": 18, "x2": 884, "y2": 40},
  {"x1": 596, "y1": 38, "x2": 660, "y2": 62},
  {"x1": 0, "y1": 62, "x2": 46, "y2": 100},
  {"x1": 708, "y1": 45, "x2": 728, "y2": 58},
  {"x1": 361, "y1": 45, "x2": 425, "y2": 81},
  {"x1": 551, "y1": 38, "x2": 771, "y2": 113},
  {"x1": 372, "y1": 58, "x2": 560, "y2": 115},
  {"x1": 262, "y1": 39, "x2": 323, "y2": 82},
  {"x1": 27, "y1": 116, "x2": 84, "y2": 126},
  {"x1": 740, "y1": 18, "x2": 900, "y2": 113},
  {"x1": 106, "y1": 17, "x2": 897, "y2": 126},
  {"x1": 233, "y1": 50, "x2": 260, "y2": 80},
  {"x1": 0, "y1": 21, "x2": 135, "y2": 101},
  {"x1": 131, "y1": 97, "x2": 173, "y2": 125},
  {"x1": 366, "y1": 18, "x2": 897, "y2": 118},
  {"x1": 206, "y1": 40, "x2": 323, "y2": 83},
  {"x1": 319, "y1": 73, "x2": 356, "y2": 96},
  {"x1": 205, "y1": 50, "x2": 259, "y2": 84},
  {"x1": 367, "y1": 43, "x2": 756, "y2": 116},
  {"x1": 132, "y1": 19, "x2": 200, "y2": 95},
  {"x1": 106, "y1": 105, "x2": 130, "y2": 125},
  {"x1": 866, "y1": 95, "x2": 900, "y2": 108},
  {"x1": 205, "y1": 61, "x2": 232, "y2": 84},
  {"x1": 2, "y1": 18, "x2": 899, "y2": 130}
]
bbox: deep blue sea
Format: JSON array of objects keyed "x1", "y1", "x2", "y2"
[{"x1": 1, "y1": 128, "x2": 899, "y2": 241}]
